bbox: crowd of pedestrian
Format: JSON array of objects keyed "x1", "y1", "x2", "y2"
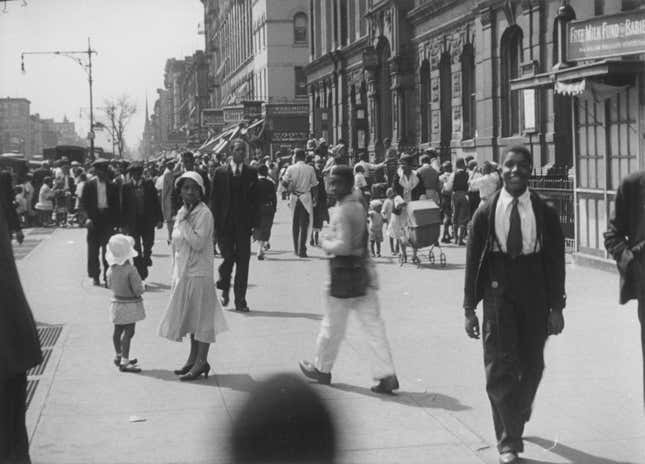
[{"x1": 3, "y1": 135, "x2": 645, "y2": 464}]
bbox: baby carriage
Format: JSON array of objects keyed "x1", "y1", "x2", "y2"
[{"x1": 400, "y1": 199, "x2": 446, "y2": 267}]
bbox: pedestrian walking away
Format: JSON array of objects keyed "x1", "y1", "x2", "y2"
[
  {"x1": 158, "y1": 171, "x2": 228, "y2": 380},
  {"x1": 299, "y1": 165, "x2": 399, "y2": 395},
  {"x1": 210, "y1": 138, "x2": 258, "y2": 312},
  {"x1": 105, "y1": 234, "x2": 146, "y2": 373},
  {"x1": 605, "y1": 169, "x2": 645, "y2": 407},
  {"x1": 462, "y1": 145, "x2": 566, "y2": 464},
  {"x1": 80, "y1": 158, "x2": 121, "y2": 287},
  {"x1": 120, "y1": 162, "x2": 163, "y2": 282},
  {"x1": 253, "y1": 164, "x2": 277, "y2": 261},
  {"x1": 283, "y1": 148, "x2": 319, "y2": 258}
]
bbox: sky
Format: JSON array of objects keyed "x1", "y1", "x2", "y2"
[{"x1": 0, "y1": 0, "x2": 205, "y2": 153}]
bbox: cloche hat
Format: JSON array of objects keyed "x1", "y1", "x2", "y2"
[
  {"x1": 175, "y1": 171, "x2": 205, "y2": 195},
  {"x1": 106, "y1": 234, "x2": 138, "y2": 266}
]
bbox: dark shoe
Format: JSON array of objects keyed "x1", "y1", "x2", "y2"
[
  {"x1": 179, "y1": 362, "x2": 210, "y2": 381},
  {"x1": 265, "y1": 242, "x2": 270, "y2": 250},
  {"x1": 93, "y1": 277, "x2": 101, "y2": 286},
  {"x1": 498, "y1": 451, "x2": 519, "y2": 464},
  {"x1": 235, "y1": 302, "x2": 250, "y2": 312},
  {"x1": 257, "y1": 253, "x2": 265, "y2": 261},
  {"x1": 119, "y1": 364, "x2": 142, "y2": 373},
  {"x1": 173, "y1": 363, "x2": 194, "y2": 375},
  {"x1": 441, "y1": 236, "x2": 451, "y2": 244},
  {"x1": 221, "y1": 289, "x2": 230, "y2": 306},
  {"x1": 370, "y1": 375, "x2": 400, "y2": 394},
  {"x1": 299, "y1": 360, "x2": 331, "y2": 385},
  {"x1": 113, "y1": 357, "x2": 137, "y2": 367},
  {"x1": 299, "y1": 252, "x2": 308, "y2": 258},
  {"x1": 458, "y1": 240, "x2": 467, "y2": 246}
]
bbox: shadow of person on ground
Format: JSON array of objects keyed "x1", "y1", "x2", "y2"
[
  {"x1": 138, "y1": 370, "x2": 257, "y2": 391},
  {"x1": 524, "y1": 436, "x2": 637, "y2": 464},
  {"x1": 232, "y1": 310, "x2": 322, "y2": 321},
  {"x1": 144, "y1": 282, "x2": 171, "y2": 291},
  {"x1": 328, "y1": 383, "x2": 470, "y2": 411}
]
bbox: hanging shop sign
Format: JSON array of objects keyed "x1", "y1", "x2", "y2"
[
  {"x1": 567, "y1": 10, "x2": 645, "y2": 61},
  {"x1": 201, "y1": 109, "x2": 224, "y2": 128}
]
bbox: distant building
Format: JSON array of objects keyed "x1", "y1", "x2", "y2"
[
  {"x1": 200, "y1": 0, "x2": 310, "y2": 157},
  {"x1": 0, "y1": 97, "x2": 30, "y2": 156}
]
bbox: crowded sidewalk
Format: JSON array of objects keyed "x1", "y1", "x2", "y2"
[{"x1": 16, "y1": 204, "x2": 645, "y2": 464}]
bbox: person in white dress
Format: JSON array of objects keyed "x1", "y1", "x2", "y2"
[{"x1": 158, "y1": 171, "x2": 228, "y2": 381}]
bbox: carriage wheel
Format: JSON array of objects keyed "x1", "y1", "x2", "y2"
[
  {"x1": 439, "y1": 252, "x2": 447, "y2": 267},
  {"x1": 428, "y1": 252, "x2": 435, "y2": 265}
]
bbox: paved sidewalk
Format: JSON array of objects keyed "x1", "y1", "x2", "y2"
[{"x1": 15, "y1": 203, "x2": 645, "y2": 463}]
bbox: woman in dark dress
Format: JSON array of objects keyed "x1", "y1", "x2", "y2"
[
  {"x1": 310, "y1": 156, "x2": 329, "y2": 247},
  {"x1": 253, "y1": 165, "x2": 277, "y2": 260},
  {"x1": 0, "y1": 189, "x2": 42, "y2": 463}
]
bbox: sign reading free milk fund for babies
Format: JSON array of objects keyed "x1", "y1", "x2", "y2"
[{"x1": 567, "y1": 10, "x2": 645, "y2": 62}]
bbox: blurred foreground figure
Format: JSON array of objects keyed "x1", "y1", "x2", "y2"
[
  {"x1": 231, "y1": 373, "x2": 337, "y2": 464},
  {"x1": 0, "y1": 199, "x2": 42, "y2": 463},
  {"x1": 605, "y1": 169, "x2": 645, "y2": 407}
]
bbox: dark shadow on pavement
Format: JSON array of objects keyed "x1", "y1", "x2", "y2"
[
  {"x1": 270, "y1": 256, "x2": 329, "y2": 262},
  {"x1": 140, "y1": 369, "x2": 220, "y2": 387},
  {"x1": 328, "y1": 383, "x2": 471, "y2": 411},
  {"x1": 145, "y1": 282, "x2": 171, "y2": 291},
  {"x1": 524, "y1": 437, "x2": 636, "y2": 464},
  {"x1": 417, "y1": 263, "x2": 465, "y2": 271},
  {"x1": 234, "y1": 310, "x2": 322, "y2": 320},
  {"x1": 214, "y1": 373, "x2": 258, "y2": 392},
  {"x1": 151, "y1": 253, "x2": 170, "y2": 258}
]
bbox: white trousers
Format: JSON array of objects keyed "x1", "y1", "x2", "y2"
[{"x1": 314, "y1": 288, "x2": 396, "y2": 380}]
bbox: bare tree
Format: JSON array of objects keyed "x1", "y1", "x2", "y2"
[{"x1": 103, "y1": 95, "x2": 136, "y2": 158}]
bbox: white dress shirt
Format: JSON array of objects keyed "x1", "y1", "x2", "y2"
[
  {"x1": 284, "y1": 161, "x2": 318, "y2": 194},
  {"x1": 96, "y1": 179, "x2": 108, "y2": 209},
  {"x1": 229, "y1": 160, "x2": 244, "y2": 176},
  {"x1": 494, "y1": 188, "x2": 538, "y2": 254}
]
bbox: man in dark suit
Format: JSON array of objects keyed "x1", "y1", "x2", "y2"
[
  {"x1": 605, "y1": 170, "x2": 645, "y2": 407},
  {"x1": 462, "y1": 145, "x2": 565, "y2": 464},
  {"x1": 80, "y1": 159, "x2": 120, "y2": 286},
  {"x1": 210, "y1": 138, "x2": 258, "y2": 312},
  {"x1": 120, "y1": 162, "x2": 163, "y2": 281}
]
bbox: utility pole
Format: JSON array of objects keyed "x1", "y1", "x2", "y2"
[{"x1": 21, "y1": 38, "x2": 98, "y2": 160}]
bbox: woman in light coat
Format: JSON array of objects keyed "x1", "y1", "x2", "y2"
[{"x1": 158, "y1": 171, "x2": 227, "y2": 381}]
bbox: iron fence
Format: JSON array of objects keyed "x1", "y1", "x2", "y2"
[{"x1": 529, "y1": 177, "x2": 575, "y2": 253}]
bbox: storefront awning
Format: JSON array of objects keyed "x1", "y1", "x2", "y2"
[
  {"x1": 511, "y1": 60, "x2": 645, "y2": 92},
  {"x1": 554, "y1": 79, "x2": 587, "y2": 96}
]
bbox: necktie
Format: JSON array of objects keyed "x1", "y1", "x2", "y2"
[
  {"x1": 234, "y1": 165, "x2": 240, "y2": 176},
  {"x1": 507, "y1": 198, "x2": 522, "y2": 258}
]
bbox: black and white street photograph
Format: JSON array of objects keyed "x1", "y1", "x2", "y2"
[{"x1": 2, "y1": 1, "x2": 645, "y2": 463}]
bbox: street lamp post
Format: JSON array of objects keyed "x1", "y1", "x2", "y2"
[{"x1": 21, "y1": 38, "x2": 98, "y2": 160}]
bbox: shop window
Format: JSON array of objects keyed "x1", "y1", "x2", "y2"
[
  {"x1": 594, "y1": 0, "x2": 604, "y2": 15},
  {"x1": 420, "y1": 60, "x2": 431, "y2": 143},
  {"x1": 622, "y1": 0, "x2": 641, "y2": 11},
  {"x1": 461, "y1": 44, "x2": 476, "y2": 140},
  {"x1": 295, "y1": 67, "x2": 308, "y2": 97},
  {"x1": 500, "y1": 26, "x2": 523, "y2": 137},
  {"x1": 294, "y1": 13, "x2": 308, "y2": 44}
]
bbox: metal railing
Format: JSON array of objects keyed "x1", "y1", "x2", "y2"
[{"x1": 529, "y1": 176, "x2": 575, "y2": 253}]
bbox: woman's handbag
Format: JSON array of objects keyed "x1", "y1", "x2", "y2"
[
  {"x1": 328, "y1": 228, "x2": 369, "y2": 298},
  {"x1": 329, "y1": 255, "x2": 368, "y2": 298}
]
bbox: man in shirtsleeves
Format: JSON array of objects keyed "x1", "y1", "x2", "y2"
[
  {"x1": 462, "y1": 145, "x2": 566, "y2": 464},
  {"x1": 283, "y1": 148, "x2": 319, "y2": 258}
]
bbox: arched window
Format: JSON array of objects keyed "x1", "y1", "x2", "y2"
[
  {"x1": 294, "y1": 12, "x2": 308, "y2": 44},
  {"x1": 420, "y1": 60, "x2": 431, "y2": 143},
  {"x1": 461, "y1": 44, "x2": 476, "y2": 140},
  {"x1": 500, "y1": 26, "x2": 523, "y2": 137}
]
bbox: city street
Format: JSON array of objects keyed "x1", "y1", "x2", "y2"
[{"x1": 15, "y1": 203, "x2": 645, "y2": 464}]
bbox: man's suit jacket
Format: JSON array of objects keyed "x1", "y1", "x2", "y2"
[
  {"x1": 80, "y1": 178, "x2": 120, "y2": 227},
  {"x1": 210, "y1": 164, "x2": 258, "y2": 234},
  {"x1": 120, "y1": 179, "x2": 163, "y2": 232},
  {"x1": 604, "y1": 171, "x2": 645, "y2": 304},
  {"x1": 463, "y1": 189, "x2": 566, "y2": 312}
]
